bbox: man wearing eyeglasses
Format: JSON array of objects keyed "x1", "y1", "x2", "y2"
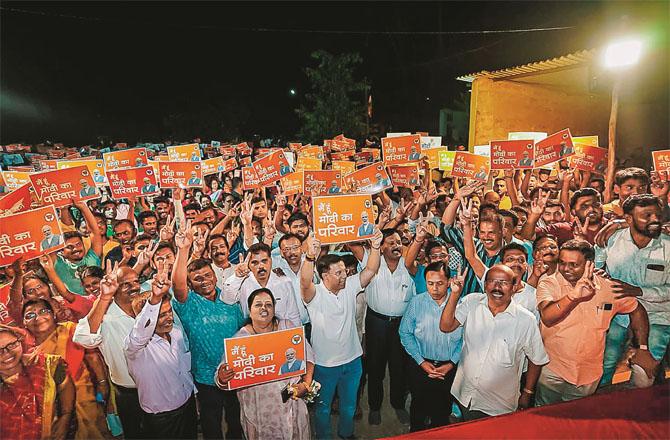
[{"x1": 440, "y1": 264, "x2": 548, "y2": 420}]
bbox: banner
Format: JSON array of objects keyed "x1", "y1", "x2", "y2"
[
  {"x1": 252, "y1": 150, "x2": 292, "y2": 186},
  {"x1": 489, "y1": 139, "x2": 535, "y2": 170},
  {"x1": 388, "y1": 165, "x2": 420, "y2": 188},
  {"x1": 313, "y1": 194, "x2": 376, "y2": 244},
  {"x1": 343, "y1": 162, "x2": 391, "y2": 194},
  {"x1": 157, "y1": 161, "x2": 203, "y2": 188},
  {"x1": 361, "y1": 148, "x2": 381, "y2": 161},
  {"x1": 420, "y1": 136, "x2": 442, "y2": 150},
  {"x1": 652, "y1": 150, "x2": 670, "y2": 173},
  {"x1": 103, "y1": 148, "x2": 148, "y2": 170},
  {"x1": 1, "y1": 171, "x2": 31, "y2": 190},
  {"x1": 241, "y1": 166, "x2": 260, "y2": 190},
  {"x1": 438, "y1": 151, "x2": 456, "y2": 173},
  {"x1": 202, "y1": 156, "x2": 226, "y2": 176},
  {"x1": 0, "y1": 183, "x2": 37, "y2": 218},
  {"x1": 297, "y1": 146, "x2": 325, "y2": 160},
  {"x1": 473, "y1": 145, "x2": 491, "y2": 158},
  {"x1": 330, "y1": 150, "x2": 356, "y2": 160},
  {"x1": 295, "y1": 156, "x2": 322, "y2": 171},
  {"x1": 236, "y1": 143, "x2": 253, "y2": 156},
  {"x1": 168, "y1": 143, "x2": 201, "y2": 161},
  {"x1": 30, "y1": 165, "x2": 98, "y2": 207},
  {"x1": 508, "y1": 132, "x2": 547, "y2": 143},
  {"x1": 279, "y1": 171, "x2": 304, "y2": 196},
  {"x1": 223, "y1": 327, "x2": 306, "y2": 390},
  {"x1": 386, "y1": 132, "x2": 412, "y2": 138},
  {"x1": 38, "y1": 159, "x2": 59, "y2": 171},
  {"x1": 304, "y1": 170, "x2": 342, "y2": 196},
  {"x1": 0, "y1": 205, "x2": 64, "y2": 267},
  {"x1": 288, "y1": 142, "x2": 303, "y2": 151},
  {"x1": 106, "y1": 166, "x2": 160, "y2": 199},
  {"x1": 331, "y1": 160, "x2": 356, "y2": 175},
  {"x1": 382, "y1": 134, "x2": 422, "y2": 165},
  {"x1": 572, "y1": 136, "x2": 599, "y2": 147},
  {"x1": 534, "y1": 128, "x2": 574, "y2": 168},
  {"x1": 219, "y1": 147, "x2": 236, "y2": 158},
  {"x1": 58, "y1": 159, "x2": 107, "y2": 186},
  {"x1": 451, "y1": 152, "x2": 491, "y2": 182},
  {"x1": 423, "y1": 147, "x2": 446, "y2": 169},
  {"x1": 568, "y1": 144, "x2": 608, "y2": 174}
]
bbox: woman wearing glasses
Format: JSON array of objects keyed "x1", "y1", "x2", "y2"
[
  {"x1": 0, "y1": 324, "x2": 75, "y2": 440},
  {"x1": 21, "y1": 299, "x2": 115, "y2": 439}
]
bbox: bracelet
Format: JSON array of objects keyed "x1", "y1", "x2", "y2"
[
  {"x1": 371, "y1": 246, "x2": 380, "y2": 250},
  {"x1": 305, "y1": 255, "x2": 316, "y2": 262},
  {"x1": 522, "y1": 388, "x2": 534, "y2": 395},
  {"x1": 415, "y1": 239, "x2": 425, "y2": 244}
]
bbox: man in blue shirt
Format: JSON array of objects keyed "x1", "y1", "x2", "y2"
[
  {"x1": 399, "y1": 261, "x2": 463, "y2": 432},
  {"x1": 172, "y1": 227, "x2": 245, "y2": 439}
]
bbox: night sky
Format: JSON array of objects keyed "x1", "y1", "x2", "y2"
[{"x1": 1, "y1": 1, "x2": 667, "y2": 145}]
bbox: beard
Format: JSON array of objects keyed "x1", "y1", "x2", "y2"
[{"x1": 638, "y1": 221, "x2": 662, "y2": 238}]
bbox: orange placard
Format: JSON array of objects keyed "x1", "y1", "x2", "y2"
[
  {"x1": 288, "y1": 142, "x2": 303, "y2": 151},
  {"x1": 451, "y1": 152, "x2": 491, "y2": 182},
  {"x1": 343, "y1": 162, "x2": 392, "y2": 194},
  {"x1": 279, "y1": 172, "x2": 304, "y2": 196},
  {"x1": 534, "y1": 128, "x2": 574, "y2": 168},
  {"x1": 298, "y1": 146, "x2": 325, "y2": 160},
  {"x1": 223, "y1": 327, "x2": 306, "y2": 390},
  {"x1": 0, "y1": 205, "x2": 64, "y2": 267},
  {"x1": 252, "y1": 150, "x2": 292, "y2": 186},
  {"x1": 331, "y1": 160, "x2": 356, "y2": 175},
  {"x1": 331, "y1": 138, "x2": 355, "y2": 152},
  {"x1": 168, "y1": 143, "x2": 202, "y2": 161},
  {"x1": 382, "y1": 134, "x2": 422, "y2": 165},
  {"x1": 30, "y1": 165, "x2": 99, "y2": 207},
  {"x1": 422, "y1": 147, "x2": 446, "y2": 169},
  {"x1": 313, "y1": 194, "x2": 376, "y2": 244},
  {"x1": 567, "y1": 144, "x2": 608, "y2": 174},
  {"x1": 295, "y1": 156, "x2": 322, "y2": 171},
  {"x1": 652, "y1": 150, "x2": 670, "y2": 173},
  {"x1": 388, "y1": 165, "x2": 420, "y2": 188},
  {"x1": 239, "y1": 156, "x2": 252, "y2": 167},
  {"x1": 8, "y1": 166, "x2": 35, "y2": 172},
  {"x1": 202, "y1": 157, "x2": 226, "y2": 176},
  {"x1": 39, "y1": 159, "x2": 59, "y2": 171},
  {"x1": 219, "y1": 147, "x2": 236, "y2": 157},
  {"x1": 489, "y1": 140, "x2": 535, "y2": 170},
  {"x1": 304, "y1": 170, "x2": 343, "y2": 196},
  {"x1": 237, "y1": 143, "x2": 253, "y2": 156},
  {"x1": 157, "y1": 161, "x2": 203, "y2": 188},
  {"x1": 572, "y1": 136, "x2": 599, "y2": 147},
  {"x1": 58, "y1": 159, "x2": 107, "y2": 186},
  {"x1": 1, "y1": 171, "x2": 32, "y2": 190},
  {"x1": 103, "y1": 148, "x2": 148, "y2": 170},
  {"x1": 241, "y1": 166, "x2": 260, "y2": 190},
  {"x1": 0, "y1": 183, "x2": 38, "y2": 217},
  {"x1": 106, "y1": 166, "x2": 160, "y2": 200},
  {"x1": 361, "y1": 148, "x2": 381, "y2": 161},
  {"x1": 331, "y1": 150, "x2": 356, "y2": 160}
]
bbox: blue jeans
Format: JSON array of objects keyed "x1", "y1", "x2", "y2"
[
  {"x1": 314, "y1": 357, "x2": 362, "y2": 439},
  {"x1": 601, "y1": 320, "x2": 670, "y2": 386}
]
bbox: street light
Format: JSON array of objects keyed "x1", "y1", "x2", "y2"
[
  {"x1": 289, "y1": 88, "x2": 297, "y2": 96},
  {"x1": 601, "y1": 36, "x2": 644, "y2": 203}
]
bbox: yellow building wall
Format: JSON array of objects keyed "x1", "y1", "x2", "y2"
[{"x1": 468, "y1": 68, "x2": 611, "y2": 149}]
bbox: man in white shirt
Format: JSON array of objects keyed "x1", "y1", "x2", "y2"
[
  {"x1": 440, "y1": 264, "x2": 549, "y2": 420},
  {"x1": 350, "y1": 229, "x2": 416, "y2": 425},
  {"x1": 73, "y1": 265, "x2": 146, "y2": 439},
  {"x1": 300, "y1": 230, "x2": 382, "y2": 440},
  {"x1": 207, "y1": 233, "x2": 235, "y2": 291},
  {"x1": 273, "y1": 233, "x2": 313, "y2": 332},
  {"x1": 125, "y1": 271, "x2": 197, "y2": 439},
  {"x1": 222, "y1": 242, "x2": 302, "y2": 327}
]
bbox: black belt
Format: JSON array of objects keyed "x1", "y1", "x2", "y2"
[
  {"x1": 367, "y1": 306, "x2": 402, "y2": 322},
  {"x1": 424, "y1": 358, "x2": 453, "y2": 367}
]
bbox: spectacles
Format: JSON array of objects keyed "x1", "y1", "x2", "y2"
[
  {"x1": 537, "y1": 244, "x2": 558, "y2": 252},
  {"x1": 429, "y1": 253, "x2": 448, "y2": 260},
  {"x1": 23, "y1": 308, "x2": 52, "y2": 322},
  {"x1": 281, "y1": 245, "x2": 301, "y2": 252},
  {"x1": 485, "y1": 279, "x2": 513, "y2": 287},
  {"x1": 0, "y1": 339, "x2": 20, "y2": 354}
]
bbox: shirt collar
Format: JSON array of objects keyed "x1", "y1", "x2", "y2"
[
  {"x1": 477, "y1": 292, "x2": 517, "y2": 316},
  {"x1": 623, "y1": 227, "x2": 662, "y2": 250}
]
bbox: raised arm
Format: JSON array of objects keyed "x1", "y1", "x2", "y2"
[
  {"x1": 441, "y1": 181, "x2": 484, "y2": 227},
  {"x1": 519, "y1": 191, "x2": 549, "y2": 241},
  {"x1": 439, "y1": 268, "x2": 465, "y2": 332},
  {"x1": 300, "y1": 235, "x2": 319, "y2": 304},
  {"x1": 520, "y1": 170, "x2": 532, "y2": 200},
  {"x1": 538, "y1": 262, "x2": 595, "y2": 327},
  {"x1": 74, "y1": 199, "x2": 102, "y2": 258},
  {"x1": 404, "y1": 214, "x2": 430, "y2": 276},
  {"x1": 359, "y1": 229, "x2": 383, "y2": 288},
  {"x1": 558, "y1": 170, "x2": 573, "y2": 223},
  {"x1": 460, "y1": 200, "x2": 486, "y2": 280},
  {"x1": 172, "y1": 219, "x2": 194, "y2": 303},
  {"x1": 504, "y1": 170, "x2": 521, "y2": 207},
  {"x1": 274, "y1": 192, "x2": 289, "y2": 234},
  {"x1": 85, "y1": 260, "x2": 120, "y2": 334}
]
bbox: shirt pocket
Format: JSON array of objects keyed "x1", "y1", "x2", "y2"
[
  {"x1": 494, "y1": 338, "x2": 514, "y2": 368},
  {"x1": 643, "y1": 259, "x2": 667, "y2": 286}
]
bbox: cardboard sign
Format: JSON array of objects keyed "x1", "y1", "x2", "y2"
[
  {"x1": 451, "y1": 152, "x2": 491, "y2": 182},
  {"x1": 331, "y1": 160, "x2": 356, "y2": 175},
  {"x1": 252, "y1": 150, "x2": 292, "y2": 186},
  {"x1": 8, "y1": 166, "x2": 34, "y2": 172},
  {"x1": 237, "y1": 143, "x2": 253, "y2": 156},
  {"x1": 298, "y1": 146, "x2": 325, "y2": 160},
  {"x1": 508, "y1": 132, "x2": 547, "y2": 143},
  {"x1": 103, "y1": 148, "x2": 148, "y2": 170},
  {"x1": 423, "y1": 147, "x2": 446, "y2": 169},
  {"x1": 361, "y1": 148, "x2": 381, "y2": 161},
  {"x1": 330, "y1": 150, "x2": 356, "y2": 160},
  {"x1": 490, "y1": 140, "x2": 535, "y2": 170},
  {"x1": 38, "y1": 159, "x2": 59, "y2": 171},
  {"x1": 343, "y1": 162, "x2": 392, "y2": 194},
  {"x1": 652, "y1": 149, "x2": 670, "y2": 173},
  {"x1": 158, "y1": 161, "x2": 203, "y2": 188},
  {"x1": 0, "y1": 284, "x2": 13, "y2": 324},
  {"x1": 473, "y1": 145, "x2": 491, "y2": 157},
  {"x1": 295, "y1": 156, "x2": 322, "y2": 171},
  {"x1": 30, "y1": 166, "x2": 98, "y2": 207},
  {"x1": 202, "y1": 156, "x2": 226, "y2": 176},
  {"x1": 331, "y1": 138, "x2": 355, "y2": 152},
  {"x1": 386, "y1": 132, "x2": 412, "y2": 138},
  {"x1": 534, "y1": 128, "x2": 574, "y2": 168},
  {"x1": 106, "y1": 166, "x2": 160, "y2": 200},
  {"x1": 0, "y1": 205, "x2": 64, "y2": 267},
  {"x1": 438, "y1": 151, "x2": 456, "y2": 173},
  {"x1": 223, "y1": 327, "x2": 306, "y2": 390},
  {"x1": 313, "y1": 194, "x2": 376, "y2": 244},
  {"x1": 288, "y1": 142, "x2": 303, "y2": 151},
  {"x1": 0, "y1": 183, "x2": 38, "y2": 218},
  {"x1": 58, "y1": 159, "x2": 107, "y2": 186},
  {"x1": 241, "y1": 166, "x2": 260, "y2": 190},
  {"x1": 2, "y1": 171, "x2": 32, "y2": 191},
  {"x1": 420, "y1": 136, "x2": 442, "y2": 150},
  {"x1": 279, "y1": 171, "x2": 304, "y2": 196},
  {"x1": 388, "y1": 165, "x2": 420, "y2": 188},
  {"x1": 382, "y1": 134, "x2": 422, "y2": 165},
  {"x1": 572, "y1": 136, "x2": 599, "y2": 147},
  {"x1": 304, "y1": 170, "x2": 343, "y2": 196},
  {"x1": 567, "y1": 145, "x2": 608, "y2": 174},
  {"x1": 168, "y1": 144, "x2": 202, "y2": 161},
  {"x1": 239, "y1": 156, "x2": 252, "y2": 167}
]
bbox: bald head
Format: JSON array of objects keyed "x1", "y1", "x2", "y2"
[{"x1": 484, "y1": 264, "x2": 516, "y2": 306}]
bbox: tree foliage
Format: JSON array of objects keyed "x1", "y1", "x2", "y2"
[{"x1": 296, "y1": 50, "x2": 366, "y2": 142}]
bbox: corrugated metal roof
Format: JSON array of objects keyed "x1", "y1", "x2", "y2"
[{"x1": 456, "y1": 49, "x2": 596, "y2": 82}]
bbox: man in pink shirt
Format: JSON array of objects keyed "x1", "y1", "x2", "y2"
[{"x1": 535, "y1": 239, "x2": 656, "y2": 406}]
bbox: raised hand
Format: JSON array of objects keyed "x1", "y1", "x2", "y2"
[
  {"x1": 532, "y1": 258, "x2": 549, "y2": 278},
  {"x1": 377, "y1": 205, "x2": 391, "y2": 227},
  {"x1": 369, "y1": 228, "x2": 383, "y2": 249},
  {"x1": 100, "y1": 260, "x2": 120, "y2": 302},
  {"x1": 530, "y1": 191, "x2": 550, "y2": 216},
  {"x1": 458, "y1": 198, "x2": 474, "y2": 228},
  {"x1": 136, "y1": 240, "x2": 159, "y2": 268},
  {"x1": 449, "y1": 263, "x2": 465, "y2": 297},
  {"x1": 456, "y1": 181, "x2": 485, "y2": 201},
  {"x1": 306, "y1": 233, "x2": 322, "y2": 259},
  {"x1": 150, "y1": 259, "x2": 172, "y2": 300},
  {"x1": 235, "y1": 252, "x2": 252, "y2": 278},
  {"x1": 240, "y1": 193, "x2": 254, "y2": 225},
  {"x1": 159, "y1": 215, "x2": 177, "y2": 242},
  {"x1": 568, "y1": 260, "x2": 596, "y2": 302},
  {"x1": 650, "y1": 170, "x2": 669, "y2": 199},
  {"x1": 174, "y1": 219, "x2": 194, "y2": 250},
  {"x1": 38, "y1": 254, "x2": 56, "y2": 273},
  {"x1": 573, "y1": 215, "x2": 591, "y2": 240}
]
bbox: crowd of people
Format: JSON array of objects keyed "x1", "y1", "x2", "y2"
[{"x1": 0, "y1": 140, "x2": 668, "y2": 440}]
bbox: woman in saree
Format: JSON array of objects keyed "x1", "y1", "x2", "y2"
[
  {"x1": 215, "y1": 288, "x2": 314, "y2": 440},
  {"x1": 0, "y1": 325, "x2": 75, "y2": 440},
  {"x1": 23, "y1": 299, "x2": 114, "y2": 439}
]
